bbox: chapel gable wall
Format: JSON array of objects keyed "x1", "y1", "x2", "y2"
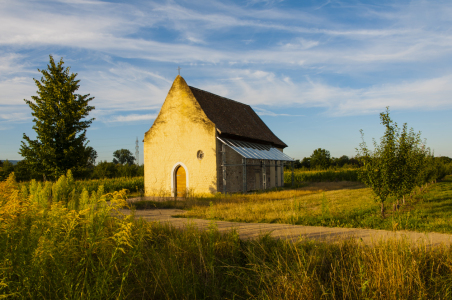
[{"x1": 144, "y1": 76, "x2": 217, "y2": 196}]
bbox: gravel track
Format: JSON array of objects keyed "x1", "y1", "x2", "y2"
[{"x1": 121, "y1": 208, "x2": 452, "y2": 247}]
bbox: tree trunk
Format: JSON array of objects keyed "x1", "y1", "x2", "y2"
[
  {"x1": 403, "y1": 195, "x2": 405, "y2": 205},
  {"x1": 381, "y1": 202, "x2": 385, "y2": 218}
]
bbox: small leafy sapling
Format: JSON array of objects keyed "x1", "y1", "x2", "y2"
[
  {"x1": 357, "y1": 108, "x2": 398, "y2": 218},
  {"x1": 357, "y1": 108, "x2": 430, "y2": 217}
]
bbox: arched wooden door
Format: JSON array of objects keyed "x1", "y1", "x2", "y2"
[{"x1": 175, "y1": 166, "x2": 186, "y2": 197}]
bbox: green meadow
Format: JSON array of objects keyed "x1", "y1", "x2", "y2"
[
  {"x1": 132, "y1": 173, "x2": 452, "y2": 234},
  {"x1": 2, "y1": 172, "x2": 452, "y2": 299}
]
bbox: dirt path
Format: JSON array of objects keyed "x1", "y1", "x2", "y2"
[{"x1": 122, "y1": 208, "x2": 452, "y2": 247}]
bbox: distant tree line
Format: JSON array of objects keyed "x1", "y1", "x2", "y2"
[
  {"x1": 1, "y1": 148, "x2": 143, "y2": 182},
  {"x1": 91, "y1": 149, "x2": 143, "y2": 179},
  {"x1": 288, "y1": 149, "x2": 451, "y2": 173},
  {"x1": 288, "y1": 149, "x2": 361, "y2": 171}
]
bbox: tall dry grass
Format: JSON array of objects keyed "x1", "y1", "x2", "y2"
[
  {"x1": 19, "y1": 175, "x2": 144, "y2": 195},
  {"x1": 181, "y1": 178, "x2": 452, "y2": 233},
  {"x1": 131, "y1": 185, "x2": 328, "y2": 209},
  {"x1": 182, "y1": 181, "x2": 373, "y2": 223},
  {"x1": 2, "y1": 172, "x2": 452, "y2": 299}
]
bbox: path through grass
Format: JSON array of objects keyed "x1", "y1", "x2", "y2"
[{"x1": 179, "y1": 176, "x2": 452, "y2": 234}]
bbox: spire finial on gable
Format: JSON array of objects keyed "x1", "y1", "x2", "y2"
[{"x1": 177, "y1": 66, "x2": 181, "y2": 75}]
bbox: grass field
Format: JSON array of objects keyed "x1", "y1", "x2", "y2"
[
  {"x1": 2, "y1": 172, "x2": 452, "y2": 299},
  {"x1": 132, "y1": 175, "x2": 452, "y2": 234}
]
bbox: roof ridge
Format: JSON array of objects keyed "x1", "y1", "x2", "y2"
[{"x1": 188, "y1": 86, "x2": 249, "y2": 106}]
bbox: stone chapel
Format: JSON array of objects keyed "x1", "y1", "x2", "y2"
[{"x1": 143, "y1": 75, "x2": 294, "y2": 197}]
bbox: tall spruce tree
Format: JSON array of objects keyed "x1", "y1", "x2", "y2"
[{"x1": 19, "y1": 55, "x2": 95, "y2": 179}]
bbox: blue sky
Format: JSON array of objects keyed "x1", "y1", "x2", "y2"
[{"x1": 1, "y1": 0, "x2": 452, "y2": 163}]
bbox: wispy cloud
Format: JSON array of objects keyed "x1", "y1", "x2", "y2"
[
  {"x1": 0, "y1": 77, "x2": 36, "y2": 106},
  {"x1": 107, "y1": 113, "x2": 158, "y2": 122},
  {"x1": 194, "y1": 70, "x2": 452, "y2": 116},
  {"x1": 1, "y1": 0, "x2": 452, "y2": 159},
  {"x1": 0, "y1": 53, "x2": 33, "y2": 76},
  {"x1": 0, "y1": 125, "x2": 13, "y2": 131},
  {"x1": 1, "y1": 0, "x2": 452, "y2": 123},
  {"x1": 254, "y1": 108, "x2": 304, "y2": 117},
  {"x1": 332, "y1": 75, "x2": 452, "y2": 115},
  {"x1": 2, "y1": 0, "x2": 451, "y2": 69},
  {"x1": 80, "y1": 63, "x2": 170, "y2": 112},
  {"x1": 0, "y1": 112, "x2": 30, "y2": 121}
]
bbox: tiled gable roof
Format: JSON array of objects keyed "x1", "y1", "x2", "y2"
[{"x1": 189, "y1": 86, "x2": 288, "y2": 148}]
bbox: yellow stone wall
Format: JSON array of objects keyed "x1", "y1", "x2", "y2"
[{"x1": 143, "y1": 76, "x2": 217, "y2": 196}]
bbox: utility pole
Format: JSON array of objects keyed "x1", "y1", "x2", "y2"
[{"x1": 135, "y1": 137, "x2": 139, "y2": 165}]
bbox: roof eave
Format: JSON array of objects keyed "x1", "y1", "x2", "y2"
[{"x1": 218, "y1": 132, "x2": 288, "y2": 149}]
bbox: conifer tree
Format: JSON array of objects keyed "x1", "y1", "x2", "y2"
[{"x1": 19, "y1": 55, "x2": 95, "y2": 179}]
